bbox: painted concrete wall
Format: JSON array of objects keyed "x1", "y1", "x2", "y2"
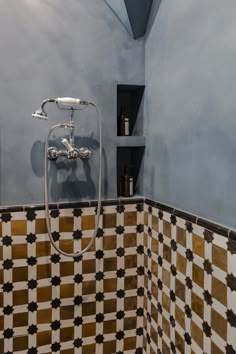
[
  {"x1": 144, "y1": 0, "x2": 236, "y2": 228},
  {"x1": 0, "y1": 0, "x2": 144, "y2": 205}
]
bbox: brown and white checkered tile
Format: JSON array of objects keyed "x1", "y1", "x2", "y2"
[
  {"x1": 144, "y1": 202, "x2": 236, "y2": 354},
  {"x1": 1, "y1": 202, "x2": 145, "y2": 354},
  {"x1": 2, "y1": 199, "x2": 236, "y2": 354},
  {"x1": 227, "y1": 235, "x2": 236, "y2": 353}
]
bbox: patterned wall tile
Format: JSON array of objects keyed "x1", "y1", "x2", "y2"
[
  {"x1": 144, "y1": 202, "x2": 236, "y2": 354},
  {"x1": 2, "y1": 198, "x2": 236, "y2": 354},
  {"x1": 0, "y1": 202, "x2": 144, "y2": 354}
]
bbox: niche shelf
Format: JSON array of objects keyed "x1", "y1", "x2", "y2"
[
  {"x1": 117, "y1": 84, "x2": 145, "y2": 137},
  {"x1": 116, "y1": 135, "x2": 145, "y2": 147},
  {"x1": 116, "y1": 84, "x2": 145, "y2": 197},
  {"x1": 117, "y1": 146, "x2": 145, "y2": 197}
]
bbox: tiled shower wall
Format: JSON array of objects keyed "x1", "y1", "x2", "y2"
[
  {"x1": 143, "y1": 202, "x2": 236, "y2": 354},
  {"x1": 0, "y1": 201, "x2": 145, "y2": 354},
  {"x1": 1, "y1": 199, "x2": 236, "y2": 354}
]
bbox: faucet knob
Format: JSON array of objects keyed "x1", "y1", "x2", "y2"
[
  {"x1": 48, "y1": 147, "x2": 59, "y2": 160},
  {"x1": 78, "y1": 147, "x2": 92, "y2": 160},
  {"x1": 68, "y1": 149, "x2": 80, "y2": 160}
]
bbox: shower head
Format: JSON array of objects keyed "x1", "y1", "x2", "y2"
[
  {"x1": 32, "y1": 97, "x2": 90, "y2": 121},
  {"x1": 32, "y1": 109, "x2": 48, "y2": 120},
  {"x1": 32, "y1": 98, "x2": 55, "y2": 120}
]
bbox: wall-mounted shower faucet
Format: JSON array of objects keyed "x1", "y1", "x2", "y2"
[
  {"x1": 61, "y1": 138, "x2": 92, "y2": 160},
  {"x1": 32, "y1": 96, "x2": 102, "y2": 258},
  {"x1": 48, "y1": 140, "x2": 92, "y2": 161},
  {"x1": 32, "y1": 98, "x2": 92, "y2": 161}
]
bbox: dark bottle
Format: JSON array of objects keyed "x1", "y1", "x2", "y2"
[{"x1": 120, "y1": 166, "x2": 134, "y2": 197}]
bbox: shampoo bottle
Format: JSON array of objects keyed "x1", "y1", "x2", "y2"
[
  {"x1": 120, "y1": 109, "x2": 129, "y2": 136},
  {"x1": 120, "y1": 166, "x2": 134, "y2": 197}
]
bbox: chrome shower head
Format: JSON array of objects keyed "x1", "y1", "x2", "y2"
[
  {"x1": 32, "y1": 109, "x2": 48, "y2": 120},
  {"x1": 32, "y1": 99, "x2": 55, "y2": 120},
  {"x1": 32, "y1": 97, "x2": 90, "y2": 121}
]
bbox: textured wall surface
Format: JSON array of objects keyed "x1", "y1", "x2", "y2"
[
  {"x1": 2, "y1": 0, "x2": 236, "y2": 230},
  {"x1": 0, "y1": 0, "x2": 144, "y2": 205},
  {"x1": 144, "y1": 0, "x2": 236, "y2": 228}
]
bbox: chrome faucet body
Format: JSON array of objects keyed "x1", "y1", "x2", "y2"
[
  {"x1": 47, "y1": 122, "x2": 92, "y2": 161},
  {"x1": 68, "y1": 111, "x2": 75, "y2": 147}
]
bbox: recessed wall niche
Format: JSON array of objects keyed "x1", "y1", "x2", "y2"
[{"x1": 116, "y1": 84, "x2": 145, "y2": 197}]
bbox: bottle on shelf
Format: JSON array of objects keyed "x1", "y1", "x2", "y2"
[
  {"x1": 120, "y1": 166, "x2": 134, "y2": 197},
  {"x1": 119, "y1": 108, "x2": 129, "y2": 136}
]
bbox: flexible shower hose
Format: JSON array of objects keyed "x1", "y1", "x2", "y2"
[{"x1": 44, "y1": 102, "x2": 102, "y2": 258}]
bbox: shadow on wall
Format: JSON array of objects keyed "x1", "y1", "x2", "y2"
[{"x1": 31, "y1": 135, "x2": 108, "y2": 201}]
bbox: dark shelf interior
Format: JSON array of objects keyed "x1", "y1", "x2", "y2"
[
  {"x1": 117, "y1": 146, "x2": 145, "y2": 197},
  {"x1": 104, "y1": 0, "x2": 154, "y2": 40},
  {"x1": 117, "y1": 84, "x2": 145, "y2": 136},
  {"x1": 125, "y1": 0, "x2": 153, "y2": 39}
]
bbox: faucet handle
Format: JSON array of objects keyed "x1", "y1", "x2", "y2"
[
  {"x1": 61, "y1": 138, "x2": 74, "y2": 152},
  {"x1": 78, "y1": 147, "x2": 92, "y2": 160},
  {"x1": 48, "y1": 147, "x2": 59, "y2": 160}
]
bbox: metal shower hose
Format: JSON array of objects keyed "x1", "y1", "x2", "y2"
[{"x1": 44, "y1": 102, "x2": 102, "y2": 258}]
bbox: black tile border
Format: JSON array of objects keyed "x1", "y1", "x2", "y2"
[
  {"x1": 0, "y1": 205, "x2": 24, "y2": 213},
  {"x1": 91, "y1": 199, "x2": 118, "y2": 207},
  {"x1": 145, "y1": 199, "x2": 174, "y2": 214},
  {"x1": 119, "y1": 197, "x2": 144, "y2": 205},
  {"x1": 0, "y1": 197, "x2": 144, "y2": 215},
  {"x1": 145, "y1": 198, "x2": 232, "y2": 239},
  {"x1": 58, "y1": 201, "x2": 90, "y2": 209},
  {"x1": 197, "y1": 218, "x2": 229, "y2": 238},
  {"x1": 24, "y1": 204, "x2": 58, "y2": 211},
  {"x1": 173, "y1": 209, "x2": 197, "y2": 224},
  {"x1": 1, "y1": 197, "x2": 235, "y2": 240},
  {"x1": 229, "y1": 231, "x2": 236, "y2": 241}
]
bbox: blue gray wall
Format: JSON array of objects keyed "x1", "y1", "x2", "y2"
[
  {"x1": 0, "y1": 0, "x2": 144, "y2": 205},
  {"x1": 2, "y1": 0, "x2": 236, "y2": 229},
  {"x1": 144, "y1": 0, "x2": 236, "y2": 228}
]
